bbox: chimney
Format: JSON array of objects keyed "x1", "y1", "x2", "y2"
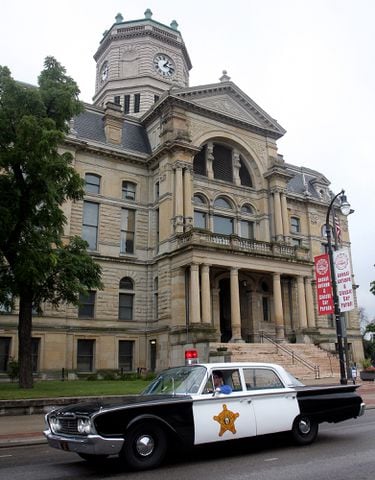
[{"x1": 103, "y1": 102, "x2": 124, "y2": 145}]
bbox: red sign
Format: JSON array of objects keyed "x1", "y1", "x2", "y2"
[{"x1": 314, "y1": 254, "x2": 334, "y2": 315}]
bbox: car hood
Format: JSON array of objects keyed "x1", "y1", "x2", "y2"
[{"x1": 50, "y1": 394, "x2": 193, "y2": 417}]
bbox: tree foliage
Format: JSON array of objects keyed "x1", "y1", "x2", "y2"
[{"x1": 0, "y1": 58, "x2": 102, "y2": 388}]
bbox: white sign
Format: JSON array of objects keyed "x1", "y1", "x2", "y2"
[{"x1": 333, "y1": 248, "x2": 354, "y2": 312}]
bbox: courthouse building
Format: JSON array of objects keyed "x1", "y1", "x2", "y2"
[{"x1": 0, "y1": 10, "x2": 364, "y2": 376}]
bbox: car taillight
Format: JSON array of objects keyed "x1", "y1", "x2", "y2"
[{"x1": 185, "y1": 349, "x2": 198, "y2": 365}]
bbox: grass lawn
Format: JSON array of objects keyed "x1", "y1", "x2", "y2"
[{"x1": 0, "y1": 379, "x2": 150, "y2": 400}]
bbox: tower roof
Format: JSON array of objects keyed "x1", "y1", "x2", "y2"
[{"x1": 94, "y1": 9, "x2": 192, "y2": 70}]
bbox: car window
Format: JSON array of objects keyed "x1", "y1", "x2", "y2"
[
  {"x1": 243, "y1": 368, "x2": 284, "y2": 390},
  {"x1": 203, "y1": 369, "x2": 242, "y2": 393}
]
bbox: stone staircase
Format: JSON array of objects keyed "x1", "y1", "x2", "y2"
[{"x1": 209, "y1": 342, "x2": 340, "y2": 381}]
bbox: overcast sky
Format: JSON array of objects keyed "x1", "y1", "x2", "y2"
[{"x1": 1, "y1": 0, "x2": 374, "y2": 319}]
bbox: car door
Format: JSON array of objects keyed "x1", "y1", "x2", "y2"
[
  {"x1": 242, "y1": 367, "x2": 299, "y2": 436},
  {"x1": 192, "y1": 368, "x2": 256, "y2": 445}
]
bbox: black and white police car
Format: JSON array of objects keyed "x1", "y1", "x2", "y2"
[{"x1": 44, "y1": 359, "x2": 364, "y2": 470}]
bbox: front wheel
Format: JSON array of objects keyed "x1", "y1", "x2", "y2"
[
  {"x1": 121, "y1": 422, "x2": 167, "y2": 471},
  {"x1": 291, "y1": 415, "x2": 318, "y2": 445}
]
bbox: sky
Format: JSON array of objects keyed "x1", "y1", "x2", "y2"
[{"x1": 1, "y1": 0, "x2": 374, "y2": 319}]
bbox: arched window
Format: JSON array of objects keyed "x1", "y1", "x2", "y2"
[
  {"x1": 193, "y1": 194, "x2": 207, "y2": 205},
  {"x1": 122, "y1": 181, "x2": 136, "y2": 201},
  {"x1": 119, "y1": 277, "x2": 134, "y2": 321},
  {"x1": 241, "y1": 204, "x2": 254, "y2": 215},
  {"x1": 85, "y1": 173, "x2": 101, "y2": 194},
  {"x1": 214, "y1": 197, "x2": 232, "y2": 209},
  {"x1": 213, "y1": 197, "x2": 234, "y2": 235},
  {"x1": 120, "y1": 277, "x2": 133, "y2": 289},
  {"x1": 239, "y1": 157, "x2": 253, "y2": 187},
  {"x1": 193, "y1": 145, "x2": 207, "y2": 176},
  {"x1": 194, "y1": 194, "x2": 208, "y2": 229}
]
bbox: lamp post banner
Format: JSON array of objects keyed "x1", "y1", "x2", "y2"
[
  {"x1": 333, "y1": 248, "x2": 354, "y2": 312},
  {"x1": 314, "y1": 253, "x2": 334, "y2": 315}
]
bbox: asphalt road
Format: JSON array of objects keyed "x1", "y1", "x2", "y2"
[{"x1": 1, "y1": 410, "x2": 374, "y2": 480}]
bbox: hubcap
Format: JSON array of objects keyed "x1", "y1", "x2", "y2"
[
  {"x1": 135, "y1": 435, "x2": 155, "y2": 457},
  {"x1": 299, "y1": 418, "x2": 311, "y2": 435}
]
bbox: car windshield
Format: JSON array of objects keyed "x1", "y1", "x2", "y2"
[{"x1": 143, "y1": 365, "x2": 207, "y2": 395}]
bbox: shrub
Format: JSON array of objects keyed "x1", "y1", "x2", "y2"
[{"x1": 7, "y1": 358, "x2": 19, "y2": 382}]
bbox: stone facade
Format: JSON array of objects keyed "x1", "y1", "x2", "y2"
[{"x1": 0, "y1": 10, "x2": 363, "y2": 376}]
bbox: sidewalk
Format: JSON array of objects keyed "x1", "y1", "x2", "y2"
[{"x1": 0, "y1": 381, "x2": 374, "y2": 448}]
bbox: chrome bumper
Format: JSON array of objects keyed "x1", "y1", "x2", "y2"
[
  {"x1": 43, "y1": 428, "x2": 124, "y2": 456},
  {"x1": 358, "y1": 402, "x2": 366, "y2": 417}
]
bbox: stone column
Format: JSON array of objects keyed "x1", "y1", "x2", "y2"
[
  {"x1": 189, "y1": 263, "x2": 201, "y2": 323},
  {"x1": 297, "y1": 275, "x2": 308, "y2": 329},
  {"x1": 201, "y1": 264, "x2": 212, "y2": 324},
  {"x1": 272, "y1": 273, "x2": 285, "y2": 341},
  {"x1": 174, "y1": 165, "x2": 183, "y2": 233},
  {"x1": 273, "y1": 190, "x2": 283, "y2": 240},
  {"x1": 212, "y1": 287, "x2": 221, "y2": 339},
  {"x1": 230, "y1": 268, "x2": 243, "y2": 342},
  {"x1": 183, "y1": 166, "x2": 193, "y2": 230},
  {"x1": 281, "y1": 191, "x2": 289, "y2": 238},
  {"x1": 305, "y1": 277, "x2": 316, "y2": 328}
]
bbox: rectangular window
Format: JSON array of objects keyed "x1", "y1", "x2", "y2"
[
  {"x1": 85, "y1": 174, "x2": 100, "y2": 194},
  {"x1": 114, "y1": 95, "x2": 120, "y2": 105},
  {"x1": 154, "y1": 95, "x2": 160, "y2": 103},
  {"x1": 77, "y1": 339, "x2": 95, "y2": 372},
  {"x1": 240, "y1": 220, "x2": 254, "y2": 239},
  {"x1": 120, "y1": 208, "x2": 135, "y2": 253},
  {"x1": 78, "y1": 291, "x2": 96, "y2": 318},
  {"x1": 122, "y1": 181, "x2": 136, "y2": 200},
  {"x1": 194, "y1": 211, "x2": 207, "y2": 229},
  {"x1": 213, "y1": 215, "x2": 233, "y2": 235},
  {"x1": 291, "y1": 238, "x2": 301, "y2": 247},
  {"x1": 0, "y1": 337, "x2": 11, "y2": 373},
  {"x1": 290, "y1": 217, "x2": 300, "y2": 234},
  {"x1": 118, "y1": 340, "x2": 134, "y2": 371},
  {"x1": 124, "y1": 95, "x2": 130, "y2": 114},
  {"x1": 119, "y1": 293, "x2": 133, "y2": 320},
  {"x1": 82, "y1": 201, "x2": 99, "y2": 250},
  {"x1": 134, "y1": 93, "x2": 140, "y2": 113},
  {"x1": 32, "y1": 338, "x2": 40, "y2": 373}
]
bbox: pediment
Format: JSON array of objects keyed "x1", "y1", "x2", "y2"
[{"x1": 174, "y1": 82, "x2": 286, "y2": 138}]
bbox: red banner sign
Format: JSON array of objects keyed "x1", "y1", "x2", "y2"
[{"x1": 314, "y1": 254, "x2": 334, "y2": 315}]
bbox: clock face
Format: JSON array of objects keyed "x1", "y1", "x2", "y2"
[
  {"x1": 153, "y1": 53, "x2": 175, "y2": 77},
  {"x1": 100, "y1": 62, "x2": 109, "y2": 83}
]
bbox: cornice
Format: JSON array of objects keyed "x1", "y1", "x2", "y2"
[
  {"x1": 94, "y1": 25, "x2": 192, "y2": 70},
  {"x1": 143, "y1": 94, "x2": 284, "y2": 140},
  {"x1": 63, "y1": 136, "x2": 149, "y2": 166}
]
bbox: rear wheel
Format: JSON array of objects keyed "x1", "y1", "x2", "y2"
[
  {"x1": 121, "y1": 422, "x2": 167, "y2": 471},
  {"x1": 291, "y1": 415, "x2": 318, "y2": 445}
]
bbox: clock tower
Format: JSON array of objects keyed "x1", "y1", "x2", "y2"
[{"x1": 93, "y1": 9, "x2": 192, "y2": 116}]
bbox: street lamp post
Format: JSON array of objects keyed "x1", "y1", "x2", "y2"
[{"x1": 325, "y1": 190, "x2": 351, "y2": 385}]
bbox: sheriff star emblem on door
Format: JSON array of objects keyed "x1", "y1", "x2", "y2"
[{"x1": 213, "y1": 404, "x2": 240, "y2": 436}]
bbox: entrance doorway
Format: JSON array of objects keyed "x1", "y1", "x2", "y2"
[{"x1": 219, "y1": 278, "x2": 231, "y2": 342}]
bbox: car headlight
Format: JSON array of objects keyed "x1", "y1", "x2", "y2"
[
  {"x1": 49, "y1": 416, "x2": 62, "y2": 433},
  {"x1": 77, "y1": 417, "x2": 92, "y2": 434}
]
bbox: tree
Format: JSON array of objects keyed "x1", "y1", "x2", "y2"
[{"x1": 0, "y1": 58, "x2": 102, "y2": 388}]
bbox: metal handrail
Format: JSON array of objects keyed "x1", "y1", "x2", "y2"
[{"x1": 260, "y1": 332, "x2": 320, "y2": 379}]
